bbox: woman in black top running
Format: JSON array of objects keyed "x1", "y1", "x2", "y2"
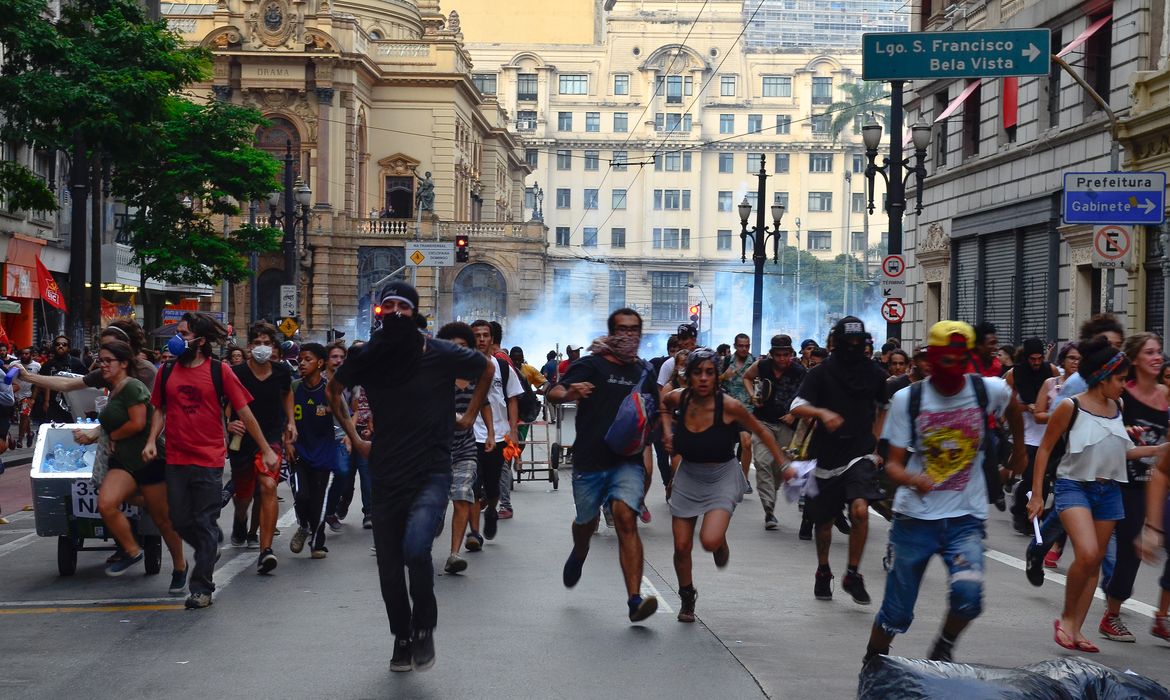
[{"x1": 661, "y1": 348, "x2": 793, "y2": 622}]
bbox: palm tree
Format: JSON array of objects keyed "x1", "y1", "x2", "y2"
[{"x1": 824, "y1": 80, "x2": 892, "y2": 142}]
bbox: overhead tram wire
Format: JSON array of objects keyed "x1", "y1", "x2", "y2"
[
  {"x1": 563, "y1": 0, "x2": 711, "y2": 246},
  {"x1": 564, "y1": 0, "x2": 765, "y2": 249}
]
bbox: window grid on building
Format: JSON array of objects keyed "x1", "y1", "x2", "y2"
[
  {"x1": 517, "y1": 73, "x2": 537, "y2": 101},
  {"x1": 611, "y1": 228, "x2": 626, "y2": 248},
  {"x1": 612, "y1": 189, "x2": 627, "y2": 209},
  {"x1": 809, "y1": 153, "x2": 833, "y2": 172},
  {"x1": 614, "y1": 74, "x2": 630, "y2": 95},
  {"x1": 720, "y1": 75, "x2": 736, "y2": 96},
  {"x1": 614, "y1": 112, "x2": 628, "y2": 132},
  {"x1": 808, "y1": 230, "x2": 832, "y2": 250},
  {"x1": 585, "y1": 112, "x2": 600, "y2": 132},
  {"x1": 555, "y1": 227, "x2": 570, "y2": 246},
  {"x1": 556, "y1": 188, "x2": 570, "y2": 209},
  {"x1": 584, "y1": 150, "x2": 599, "y2": 171},
  {"x1": 717, "y1": 230, "x2": 733, "y2": 251},
  {"x1": 472, "y1": 73, "x2": 497, "y2": 95},
  {"x1": 610, "y1": 269, "x2": 626, "y2": 306},
  {"x1": 612, "y1": 150, "x2": 628, "y2": 171},
  {"x1": 557, "y1": 150, "x2": 571, "y2": 170},
  {"x1": 651, "y1": 271, "x2": 689, "y2": 321},
  {"x1": 584, "y1": 189, "x2": 599, "y2": 209},
  {"x1": 559, "y1": 74, "x2": 588, "y2": 95},
  {"x1": 762, "y1": 75, "x2": 792, "y2": 97},
  {"x1": 808, "y1": 192, "x2": 833, "y2": 212},
  {"x1": 583, "y1": 227, "x2": 598, "y2": 247},
  {"x1": 719, "y1": 152, "x2": 734, "y2": 173}
]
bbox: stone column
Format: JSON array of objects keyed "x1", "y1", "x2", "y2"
[{"x1": 315, "y1": 87, "x2": 334, "y2": 209}]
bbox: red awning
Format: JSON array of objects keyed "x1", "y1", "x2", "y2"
[
  {"x1": 1057, "y1": 14, "x2": 1112, "y2": 58},
  {"x1": 1002, "y1": 77, "x2": 1019, "y2": 130}
]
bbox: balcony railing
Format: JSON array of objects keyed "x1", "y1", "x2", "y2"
[{"x1": 352, "y1": 219, "x2": 544, "y2": 241}]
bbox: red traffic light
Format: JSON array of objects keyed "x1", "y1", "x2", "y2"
[
  {"x1": 455, "y1": 234, "x2": 469, "y2": 262},
  {"x1": 455, "y1": 234, "x2": 469, "y2": 248},
  {"x1": 373, "y1": 304, "x2": 383, "y2": 316},
  {"x1": 689, "y1": 304, "x2": 700, "y2": 316}
]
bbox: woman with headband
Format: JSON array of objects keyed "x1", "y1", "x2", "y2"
[
  {"x1": 1027, "y1": 335, "x2": 1166, "y2": 652},
  {"x1": 660, "y1": 347, "x2": 793, "y2": 623}
]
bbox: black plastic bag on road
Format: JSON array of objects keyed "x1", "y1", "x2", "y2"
[
  {"x1": 858, "y1": 656, "x2": 1074, "y2": 700},
  {"x1": 1021, "y1": 658, "x2": 1170, "y2": 700}
]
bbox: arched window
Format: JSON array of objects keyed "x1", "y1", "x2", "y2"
[
  {"x1": 256, "y1": 269, "x2": 285, "y2": 323},
  {"x1": 453, "y1": 263, "x2": 507, "y2": 322},
  {"x1": 255, "y1": 117, "x2": 301, "y2": 177}
]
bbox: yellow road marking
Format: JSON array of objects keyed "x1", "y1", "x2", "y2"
[{"x1": 0, "y1": 604, "x2": 183, "y2": 615}]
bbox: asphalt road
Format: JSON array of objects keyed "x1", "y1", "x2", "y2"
[{"x1": 2, "y1": 462, "x2": 1170, "y2": 699}]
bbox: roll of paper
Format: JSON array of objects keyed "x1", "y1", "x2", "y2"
[{"x1": 1026, "y1": 491, "x2": 1042, "y2": 545}]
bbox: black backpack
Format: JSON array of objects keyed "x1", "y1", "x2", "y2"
[
  {"x1": 496, "y1": 357, "x2": 541, "y2": 424},
  {"x1": 907, "y1": 374, "x2": 1002, "y2": 505}
]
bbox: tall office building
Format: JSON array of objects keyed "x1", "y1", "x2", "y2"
[{"x1": 744, "y1": 0, "x2": 908, "y2": 52}]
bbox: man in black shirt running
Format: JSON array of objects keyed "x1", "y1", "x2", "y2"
[{"x1": 329, "y1": 282, "x2": 492, "y2": 673}]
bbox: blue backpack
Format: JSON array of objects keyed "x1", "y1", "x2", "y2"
[{"x1": 604, "y1": 361, "x2": 657, "y2": 457}]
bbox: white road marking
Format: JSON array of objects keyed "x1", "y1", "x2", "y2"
[
  {"x1": 0, "y1": 533, "x2": 38, "y2": 558},
  {"x1": 641, "y1": 575, "x2": 674, "y2": 614},
  {"x1": 983, "y1": 549, "x2": 1159, "y2": 618},
  {"x1": 0, "y1": 507, "x2": 302, "y2": 609}
]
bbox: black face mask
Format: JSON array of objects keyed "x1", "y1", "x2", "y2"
[{"x1": 836, "y1": 340, "x2": 867, "y2": 364}]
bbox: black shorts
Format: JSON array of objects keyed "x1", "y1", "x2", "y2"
[
  {"x1": 111, "y1": 458, "x2": 167, "y2": 486},
  {"x1": 806, "y1": 458, "x2": 884, "y2": 525}
]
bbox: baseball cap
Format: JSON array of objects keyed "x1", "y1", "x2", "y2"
[
  {"x1": 566, "y1": 345, "x2": 581, "y2": 353},
  {"x1": 800, "y1": 338, "x2": 818, "y2": 350},
  {"x1": 832, "y1": 316, "x2": 867, "y2": 340},
  {"x1": 676, "y1": 323, "x2": 697, "y2": 339},
  {"x1": 927, "y1": 320, "x2": 975, "y2": 349},
  {"x1": 769, "y1": 334, "x2": 794, "y2": 352}
]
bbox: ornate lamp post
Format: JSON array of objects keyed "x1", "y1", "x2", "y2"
[
  {"x1": 738, "y1": 156, "x2": 786, "y2": 354},
  {"x1": 862, "y1": 118, "x2": 931, "y2": 341}
]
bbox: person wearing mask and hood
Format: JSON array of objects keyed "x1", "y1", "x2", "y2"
[
  {"x1": 328, "y1": 281, "x2": 493, "y2": 672},
  {"x1": 790, "y1": 317, "x2": 890, "y2": 607}
]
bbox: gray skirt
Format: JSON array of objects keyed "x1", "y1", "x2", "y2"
[{"x1": 669, "y1": 458, "x2": 748, "y2": 519}]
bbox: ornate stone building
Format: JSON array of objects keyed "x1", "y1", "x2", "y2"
[
  {"x1": 162, "y1": 0, "x2": 544, "y2": 339},
  {"x1": 904, "y1": 0, "x2": 1158, "y2": 345}
]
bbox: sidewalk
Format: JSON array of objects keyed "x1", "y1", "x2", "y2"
[{"x1": 0, "y1": 442, "x2": 35, "y2": 518}]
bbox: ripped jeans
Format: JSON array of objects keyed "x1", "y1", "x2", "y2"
[{"x1": 875, "y1": 514, "x2": 985, "y2": 636}]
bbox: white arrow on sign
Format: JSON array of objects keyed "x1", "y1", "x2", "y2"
[
  {"x1": 1022, "y1": 43, "x2": 1041, "y2": 62},
  {"x1": 1142, "y1": 198, "x2": 1157, "y2": 214}
]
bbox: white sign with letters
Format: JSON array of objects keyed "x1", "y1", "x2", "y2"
[
  {"x1": 71, "y1": 480, "x2": 138, "y2": 520},
  {"x1": 279, "y1": 285, "x2": 298, "y2": 318}
]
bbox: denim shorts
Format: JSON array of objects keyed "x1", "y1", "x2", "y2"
[
  {"x1": 1053, "y1": 478, "x2": 1125, "y2": 521},
  {"x1": 571, "y1": 462, "x2": 646, "y2": 525}
]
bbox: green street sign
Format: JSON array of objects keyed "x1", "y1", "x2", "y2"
[{"x1": 862, "y1": 29, "x2": 1051, "y2": 80}]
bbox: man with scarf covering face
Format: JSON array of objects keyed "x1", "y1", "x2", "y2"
[
  {"x1": 865, "y1": 320, "x2": 1025, "y2": 664},
  {"x1": 328, "y1": 281, "x2": 493, "y2": 673},
  {"x1": 548, "y1": 308, "x2": 662, "y2": 622},
  {"x1": 1005, "y1": 338, "x2": 1059, "y2": 533},
  {"x1": 790, "y1": 316, "x2": 890, "y2": 606}
]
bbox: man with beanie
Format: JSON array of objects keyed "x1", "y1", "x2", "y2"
[
  {"x1": 790, "y1": 316, "x2": 889, "y2": 605},
  {"x1": 742, "y1": 334, "x2": 805, "y2": 530},
  {"x1": 548, "y1": 307, "x2": 660, "y2": 622},
  {"x1": 328, "y1": 281, "x2": 493, "y2": 672},
  {"x1": 865, "y1": 321, "x2": 1025, "y2": 664}
]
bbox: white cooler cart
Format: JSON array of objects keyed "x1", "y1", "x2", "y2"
[{"x1": 29, "y1": 423, "x2": 161, "y2": 576}]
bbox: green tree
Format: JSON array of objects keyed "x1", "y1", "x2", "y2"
[
  {"x1": 0, "y1": 0, "x2": 280, "y2": 287},
  {"x1": 823, "y1": 80, "x2": 891, "y2": 142},
  {"x1": 115, "y1": 99, "x2": 282, "y2": 285}
]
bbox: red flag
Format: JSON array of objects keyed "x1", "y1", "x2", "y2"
[{"x1": 35, "y1": 257, "x2": 67, "y2": 312}]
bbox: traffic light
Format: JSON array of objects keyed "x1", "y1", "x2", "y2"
[
  {"x1": 689, "y1": 303, "x2": 701, "y2": 332},
  {"x1": 455, "y1": 234, "x2": 469, "y2": 262}
]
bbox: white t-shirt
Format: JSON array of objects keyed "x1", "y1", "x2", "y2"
[
  {"x1": 657, "y1": 357, "x2": 679, "y2": 387},
  {"x1": 882, "y1": 376, "x2": 1012, "y2": 521},
  {"x1": 473, "y1": 357, "x2": 524, "y2": 442},
  {"x1": 14, "y1": 360, "x2": 40, "y2": 400}
]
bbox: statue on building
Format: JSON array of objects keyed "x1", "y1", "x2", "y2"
[{"x1": 415, "y1": 170, "x2": 435, "y2": 213}]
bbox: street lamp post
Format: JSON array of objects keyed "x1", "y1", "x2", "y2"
[
  {"x1": 267, "y1": 140, "x2": 312, "y2": 318},
  {"x1": 738, "y1": 157, "x2": 786, "y2": 355},
  {"x1": 248, "y1": 200, "x2": 259, "y2": 324},
  {"x1": 862, "y1": 107, "x2": 931, "y2": 342}
]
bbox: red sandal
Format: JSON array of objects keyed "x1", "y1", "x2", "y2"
[
  {"x1": 1053, "y1": 620, "x2": 1077, "y2": 651},
  {"x1": 1075, "y1": 639, "x2": 1100, "y2": 653}
]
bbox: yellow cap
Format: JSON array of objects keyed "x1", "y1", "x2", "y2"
[{"x1": 927, "y1": 320, "x2": 975, "y2": 349}]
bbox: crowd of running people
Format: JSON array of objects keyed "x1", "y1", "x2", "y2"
[{"x1": 8, "y1": 281, "x2": 1170, "y2": 675}]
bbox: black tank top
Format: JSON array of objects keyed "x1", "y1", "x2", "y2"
[
  {"x1": 673, "y1": 390, "x2": 740, "y2": 463},
  {"x1": 1121, "y1": 387, "x2": 1168, "y2": 483}
]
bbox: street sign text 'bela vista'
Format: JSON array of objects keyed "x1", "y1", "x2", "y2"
[{"x1": 862, "y1": 29, "x2": 1052, "y2": 80}]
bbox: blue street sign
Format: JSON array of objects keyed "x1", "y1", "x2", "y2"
[
  {"x1": 1063, "y1": 172, "x2": 1167, "y2": 225},
  {"x1": 862, "y1": 29, "x2": 1051, "y2": 80}
]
